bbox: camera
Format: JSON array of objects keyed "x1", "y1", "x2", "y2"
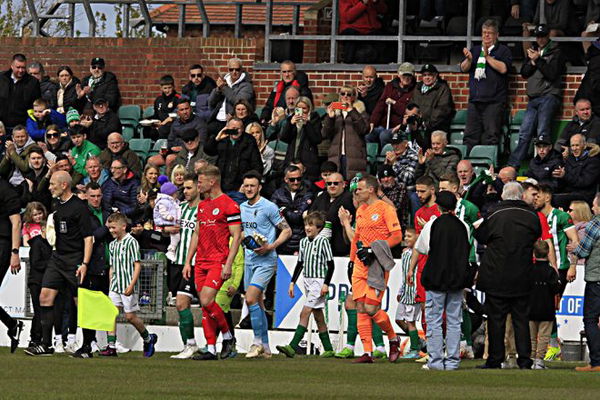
[{"x1": 224, "y1": 128, "x2": 238, "y2": 136}]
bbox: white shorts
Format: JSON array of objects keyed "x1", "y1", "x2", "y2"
[
  {"x1": 109, "y1": 291, "x2": 140, "y2": 313},
  {"x1": 303, "y1": 278, "x2": 327, "y2": 309},
  {"x1": 395, "y1": 303, "x2": 421, "y2": 322}
]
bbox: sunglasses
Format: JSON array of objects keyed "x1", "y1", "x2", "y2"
[
  {"x1": 46, "y1": 133, "x2": 60, "y2": 138},
  {"x1": 183, "y1": 138, "x2": 196, "y2": 143},
  {"x1": 326, "y1": 181, "x2": 342, "y2": 186},
  {"x1": 190, "y1": 73, "x2": 202, "y2": 78},
  {"x1": 229, "y1": 68, "x2": 241, "y2": 72},
  {"x1": 91, "y1": 65, "x2": 103, "y2": 70},
  {"x1": 288, "y1": 177, "x2": 302, "y2": 182},
  {"x1": 340, "y1": 92, "x2": 353, "y2": 97}
]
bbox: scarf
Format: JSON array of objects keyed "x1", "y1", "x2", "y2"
[
  {"x1": 273, "y1": 79, "x2": 300, "y2": 107},
  {"x1": 56, "y1": 79, "x2": 72, "y2": 112},
  {"x1": 420, "y1": 80, "x2": 436, "y2": 94},
  {"x1": 474, "y1": 45, "x2": 494, "y2": 81}
]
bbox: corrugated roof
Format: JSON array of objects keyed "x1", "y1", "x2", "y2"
[{"x1": 149, "y1": 0, "x2": 317, "y2": 26}]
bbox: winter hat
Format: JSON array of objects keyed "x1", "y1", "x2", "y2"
[
  {"x1": 157, "y1": 175, "x2": 170, "y2": 185},
  {"x1": 160, "y1": 182, "x2": 178, "y2": 195},
  {"x1": 66, "y1": 108, "x2": 80, "y2": 124}
]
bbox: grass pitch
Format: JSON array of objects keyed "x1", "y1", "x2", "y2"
[{"x1": 0, "y1": 349, "x2": 598, "y2": 399}]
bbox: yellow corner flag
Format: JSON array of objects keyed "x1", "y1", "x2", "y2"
[{"x1": 77, "y1": 288, "x2": 119, "y2": 331}]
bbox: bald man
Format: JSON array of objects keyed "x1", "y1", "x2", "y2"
[
  {"x1": 456, "y1": 160, "x2": 474, "y2": 197},
  {"x1": 99, "y1": 132, "x2": 142, "y2": 178},
  {"x1": 467, "y1": 166, "x2": 517, "y2": 214},
  {"x1": 357, "y1": 66, "x2": 385, "y2": 116},
  {"x1": 25, "y1": 170, "x2": 94, "y2": 356}
]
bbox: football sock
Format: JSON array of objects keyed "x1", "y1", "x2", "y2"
[
  {"x1": 82, "y1": 328, "x2": 95, "y2": 346},
  {"x1": 203, "y1": 302, "x2": 229, "y2": 335},
  {"x1": 357, "y1": 312, "x2": 373, "y2": 353},
  {"x1": 249, "y1": 303, "x2": 264, "y2": 343},
  {"x1": 141, "y1": 329, "x2": 150, "y2": 343},
  {"x1": 54, "y1": 334, "x2": 62, "y2": 344},
  {"x1": 409, "y1": 330, "x2": 420, "y2": 351},
  {"x1": 67, "y1": 333, "x2": 76, "y2": 344},
  {"x1": 41, "y1": 305, "x2": 54, "y2": 347},
  {"x1": 261, "y1": 307, "x2": 270, "y2": 345},
  {"x1": 373, "y1": 310, "x2": 396, "y2": 341},
  {"x1": 187, "y1": 338, "x2": 197, "y2": 346},
  {"x1": 319, "y1": 331, "x2": 334, "y2": 352},
  {"x1": 461, "y1": 310, "x2": 473, "y2": 346},
  {"x1": 290, "y1": 325, "x2": 307, "y2": 351},
  {"x1": 202, "y1": 309, "x2": 217, "y2": 345},
  {"x1": 107, "y1": 334, "x2": 116, "y2": 347},
  {"x1": 207, "y1": 344, "x2": 216, "y2": 355},
  {"x1": 549, "y1": 320, "x2": 558, "y2": 346},
  {"x1": 178, "y1": 308, "x2": 195, "y2": 344},
  {"x1": 372, "y1": 324, "x2": 385, "y2": 347},
  {"x1": 346, "y1": 309, "x2": 358, "y2": 346}
]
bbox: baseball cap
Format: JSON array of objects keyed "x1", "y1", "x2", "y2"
[
  {"x1": 180, "y1": 129, "x2": 198, "y2": 142},
  {"x1": 377, "y1": 165, "x2": 395, "y2": 179},
  {"x1": 398, "y1": 62, "x2": 415, "y2": 76},
  {"x1": 436, "y1": 191, "x2": 457, "y2": 211},
  {"x1": 90, "y1": 57, "x2": 105, "y2": 68},
  {"x1": 533, "y1": 24, "x2": 549, "y2": 37},
  {"x1": 390, "y1": 132, "x2": 408, "y2": 144},
  {"x1": 420, "y1": 64, "x2": 438, "y2": 74},
  {"x1": 533, "y1": 135, "x2": 552, "y2": 146},
  {"x1": 93, "y1": 97, "x2": 108, "y2": 106}
]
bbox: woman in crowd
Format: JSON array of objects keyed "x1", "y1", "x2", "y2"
[
  {"x1": 232, "y1": 99, "x2": 259, "y2": 128},
  {"x1": 247, "y1": 122, "x2": 274, "y2": 179},
  {"x1": 54, "y1": 66, "x2": 83, "y2": 114},
  {"x1": 39, "y1": 125, "x2": 71, "y2": 162},
  {"x1": 322, "y1": 85, "x2": 369, "y2": 180},
  {"x1": 568, "y1": 200, "x2": 593, "y2": 268}
]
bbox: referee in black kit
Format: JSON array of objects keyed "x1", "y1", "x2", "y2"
[
  {"x1": 0, "y1": 177, "x2": 24, "y2": 353},
  {"x1": 25, "y1": 171, "x2": 93, "y2": 356}
]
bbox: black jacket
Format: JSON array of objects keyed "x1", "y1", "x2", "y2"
[
  {"x1": 168, "y1": 114, "x2": 207, "y2": 150},
  {"x1": 525, "y1": 149, "x2": 563, "y2": 191},
  {"x1": 554, "y1": 115, "x2": 600, "y2": 151},
  {"x1": 358, "y1": 77, "x2": 385, "y2": 116},
  {"x1": 0, "y1": 178, "x2": 20, "y2": 240},
  {"x1": 22, "y1": 166, "x2": 52, "y2": 210},
  {"x1": 529, "y1": 260, "x2": 561, "y2": 321},
  {"x1": 280, "y1": 113, "x2": 322, "y2": 182},
  {"x1": 88, "y1": 207, "x2": 111, "y2": 275},
  {"x1": 81, "y1": 71, "x2": 122, "y2": 111},
  {"x1": 0, "y1": 70, "x2": 41, "y2": 127},
  {"x1": 55, "y1": 76, "x2": 83, "y2": 113},
  {"x1": 260, "y1": 71, "x2": 313, "y2": 122},
  {"x1": 271, "y1": 183, "x2": 314, "y2": 254},
  {"x1": 575, "y1": 37, "x2": 600, "y2": 117},
  {"x1": 40, "y1": 76, "x2": 59, "y2": 109},
  {"x1": 88, "y1": 110, "x2": 122, "y2": 149},
  {"x1": 204, "y1": 132, "x2": 263, "y2": 192},
  {"x1": 521, "y1": 40, "x2": 564, "y2": 99},
  {"x1": 475, "y1": 200, "x2": 541, "y2": 297},
  {"x1": 309, "y1": 190, "x2": 355, "y2": 256},
  {"x1": 153, "y1": 92, "x2": 180, "y2": 122},
  {"x1": 558, "y1": 145, "x2": 600, "y2": 203},
  {"x1": 421, "y1": 213, "x2": 471, "y2": 292}
]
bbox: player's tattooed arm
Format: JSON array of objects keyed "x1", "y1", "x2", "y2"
[
  {"x1": 271, "y1": 219, "x2": 292, "y2": 250},
  {"x1": 277, "y1": 219, "x2": 291, "y2": 232}
]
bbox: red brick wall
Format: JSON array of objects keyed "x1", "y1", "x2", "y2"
[{"x1": 0, "y1": 37, "x2": 583, "y2": 119}]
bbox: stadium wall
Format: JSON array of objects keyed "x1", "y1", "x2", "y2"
[{"x1": 1, "y1": 37, "x2": 583, "y2": 119}]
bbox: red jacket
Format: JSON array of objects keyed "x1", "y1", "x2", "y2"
[
  {"x1": 370, "y1": 77, "x2": 415, "y2": 128},
  {"x1": 339, "y1": 0, "x2": 387, "y2": 34}
]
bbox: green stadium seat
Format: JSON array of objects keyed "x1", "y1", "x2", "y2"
[
  {"x1": 148, "y1": 139, "x2": 168, "y2": 158},
  {"x1": 449, "y1": 131, "x2": 464, "y2": 145},
  {"x1": 509, "y1": 132, "x2": 520, "y2": 153},
  {"x1": 450, "y1": 109, "x2": 467, "y2": 132},
  {"x1": 143, "y1": 106, "x2": 154, "y2": 119},
  {"x1": 268, "y1": 140, "x2": 288, "y2": 162},
  {"x1": 255, "y1": 106, "x2": 263, "y2": 119},
  {"x1": 122, "y1": 126, "x2": 135, "y2": 141},
  {"x1": 509, "y1": 110, "x2": 526, "y2": 132},
  {"x1": 129, "y1": 138, "x2": 152, "y2": 161},
  {"x1": 377, "y1": 143, "x2": 393, "y2": 164},
  {"x1": 468, "y1": 145, "x2": 498, "y2": 167},
  {"x1": 315, "y1": 107, "x2": 327, "y2": 118},
  {"x1": 447, "y1": 144, "x2": 467, "y2": 158},
  {"x1": 366, "y1": 142, "x2": 379, "y2": 174},
  {"x1": 118, "y1": 105, "x2": 141, "y2": 127},
  {"x1": 472, "y1": 165, "x2": 488, "y2": 176}
]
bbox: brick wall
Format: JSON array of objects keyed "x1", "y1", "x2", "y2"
[{"x1": 0, "y1": 37, "x2": 583, "y2": 119}]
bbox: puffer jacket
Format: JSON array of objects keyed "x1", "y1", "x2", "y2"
[
  {"x1": 55, "y1": 76, "x2": 83, "y2": 113},
  {"x1": 558, "y1": 143, "x2": 600, "y2": 204},
  {"x1": 415, "y1": 146, "x2": 461, "y2": 185},
  {"x1": 411, "y1": 78, "x2": 455, "y2": 133},
  {"x1": 101, "y1": 171, "x2": 140, "y2": 217},
  {"x1": 525, "y1": 148, "x2": 563, "y2": 191},
  {"x1": 370, "y1": 77, "x2": 415, "y2": 128},
  {"x1": 182, "y1": 76, "x2": 217, "y2": 119},
  {"x1": 271, "y1": 183, "x2": 314, "y2": 254},
  {"x1": 80, "y1": 71, "x2": 122, "y2": 111},
  {"x1": 280, "y1": 112, "x2": 322, "y2": 181},
  {"x1": 322, "y1": 100, "x2": 370, "y2": 179},
  {"x1": 40, "y1": 76, "x2": 59, "y2": 109},
  {"x1": 25, "y1": 109, "x2": 67, "y2": 141},
  {"x1": 208, "y1": 72, "x2": 255, "y2": 121}
]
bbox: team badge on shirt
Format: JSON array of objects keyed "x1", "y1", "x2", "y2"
[
  {"x1": 212, "y1": 208, "x2": 220, "y2": 215},
  {"x1": 371, "y1": 214, "x2": 379, "y2": 221}
]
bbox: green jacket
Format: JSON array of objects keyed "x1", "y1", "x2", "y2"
[{"x1": 71, "y1": 140, "x2": 101, "y2": 176}]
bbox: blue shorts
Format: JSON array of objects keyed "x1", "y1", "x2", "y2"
[{"x1": 244, "y1": 261, "x2": 276, "y2": 292}]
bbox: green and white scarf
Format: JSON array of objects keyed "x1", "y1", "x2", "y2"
[{"x1": 475, "y1": 45, "x2": 494, "y2": 81}]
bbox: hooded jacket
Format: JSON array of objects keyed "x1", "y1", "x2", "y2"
[
  {"x1": 521, "y1": 40, "x2": 564, "y2": 99},
  {"x1": 25, "y1": 109, "x2": 67, "y2": 141},
  {"x1": 101, "y1": 170, "x2": 140, "y2": 217},
  {"x1": 358, "y1": 76, "x2": 385, "y2": 116},
  {"x1": 0, "y1": 70, "x2": 41, "y2": 127},
  {"x1": 370, "y1": 77, "x2": 415, "y2": 128},
  {"x1": 260, "y1": 71, "x2": 313, "y2": 122},
  {"x1": 411, "y1": 78, "x2": 456, "y2": 133},
  {"x1": 475, "y1": 200, "x2": 541, "y2": 297},
  {"x1": 208, "y1": 72, "x2": 255, "y2": 122},
  {"x1": 183, "y1": 76, "x2": 217, "y2": 120},
  {"x1": 81, "y1": 71, "x2": 122, "y2": 111}
]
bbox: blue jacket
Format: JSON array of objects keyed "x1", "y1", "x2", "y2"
[
  {"x1": 466, "y1": 43, "x2": 512, "y2": 104},
  {"x1": 271, "y1": 183, "x2": 313, "y2": 254},
  {"x1": 26, "y1": 109, "x2": 67, "y2": 141},
  {"x1": 101, "y1": 172, "x2": 140, "y2": 217}
]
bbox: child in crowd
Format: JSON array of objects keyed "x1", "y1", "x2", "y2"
[
  {"x1": 69, "y1": 125, "x2": 100, "y2": 177},
  {"x1": 529, "y1": 240, "x2": 561, "y2": 369},
  {"x1": 101, "y1": 213, "x2": 158, "y2": 357},
  {"x1": 22, "y1": 202, "x2": 47, "y2": 247},
  {"x1": 26, "y1": 98, "x2": 67, "y2": 141},
  {"x1": 153, "y1": 182, "x2": 181, "y2": 261},
  {"x1": 276, "y1": 212, "x2": 335, "y2": 358},
  {"x1": 146, "y1": 75, "x2": 180, "y2": 141},
  {"x1": 395, "y1": 228, "x2": 422, "y2": 359}
]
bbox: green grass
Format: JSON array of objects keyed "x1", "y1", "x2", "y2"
[{"x1": 0, "y1": 349, "x2": 598, "y2": 399}]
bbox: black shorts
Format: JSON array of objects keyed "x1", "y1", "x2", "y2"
[
  {"x1": 42, "y1": 252, "x2": 83, "y2": 296},
  {"x1": 80, "y1": 273, "x2": 110, "y2": 295},
  {"x1": 173, "y1": 264, "x2": 197, "y2": 298}
]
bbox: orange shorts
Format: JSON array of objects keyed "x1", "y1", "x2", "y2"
[
  {"x1": 195, "y1": 263, "x2": 223, "y2": 291},
  {"x1": 352, "y1": 274, "x2": 388, "y2": 305}
]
